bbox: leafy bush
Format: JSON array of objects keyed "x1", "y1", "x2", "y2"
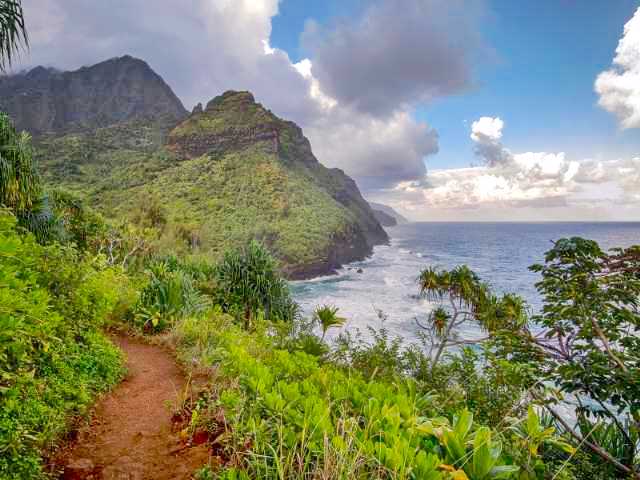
[
  {"x1": 214, "y1": 240, "x2": 298, "y2": 328},
  {"x1": 168, "y1": 313, "x2": 560, "y2": 479},
  {"x1": 0, "y1": 209, "x2": 127, "y2": 478},
  {"x1": 134, "y1": 257, "x2": 211, "y2": 332},
  {"x1": 0, "y1": 113, "x2": 60, "y2": 241}
]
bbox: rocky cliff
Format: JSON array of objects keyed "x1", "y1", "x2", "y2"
[
  {"x1": 369, "y1": 202, "x2": 409, "y2": 225},
  {"x1": 0, "y1": 55, "x2": 187, "y2": 135},
  {"x1": 2, "y1": 56, "x2": 387, "y2": 278},
  {"x1": 166, "y1": 90, "x2": 388, "y2": 278}
]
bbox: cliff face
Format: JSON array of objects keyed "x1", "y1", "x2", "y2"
[
  {"x1": 0, "y1": 55, "x2": 188, "y2": 135},
  {"x1": 372, "y1": 209, "x2": 398, "y2": 227},
  {"x1": 369, "y1": 202, "x2": 409, "y2": 225},
  {"x1": 167, "y1": 90, "x2": 388, "y2": 278}
]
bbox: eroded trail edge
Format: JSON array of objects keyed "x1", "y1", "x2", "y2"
[{"x1": 58, "y1": 336, "x2": 209, "y2": 480}]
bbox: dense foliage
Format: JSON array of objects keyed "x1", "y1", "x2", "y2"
[
  {"x1": 0, "y1": 113, "x2": 59, "y2": 241},
  {"x1": 172, "y1": 314, "x2": 531, "y2": 479},
  {"x1": 214, "y1": 241, "x2": 298, "y2": 326},
  {"x1": 417, "y1": 240, "x2": 640, "y2": 479},
  {"x1": 0, "y1": 210, "x2": 128, "y2": 478},
  {"x1": 31, "y1": 91, "x2": 384, "y2": 276}
]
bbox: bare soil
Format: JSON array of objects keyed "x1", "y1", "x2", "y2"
[{"x1": 54, "y1": 336, "x2": 210, "y2": 480}]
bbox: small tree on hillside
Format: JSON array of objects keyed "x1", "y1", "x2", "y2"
[
  {"x1": 214, "y1": 240, "x2": 298, "y2": 329},
  {"x1": 314, "y1": 305, "x2": 346, "y2": 340},
  {"x1": 519, "y1": 238, "x2": 640, "y2": 478},
  {"x1": 416, "y1": 264, "x2": 527, "y2": 373}
]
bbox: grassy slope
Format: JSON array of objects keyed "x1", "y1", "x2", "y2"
[{"x1": 35, "y1": 93, "x2": 382, "y2": 275}]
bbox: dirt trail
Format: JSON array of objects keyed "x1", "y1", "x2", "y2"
[{"x1": 57, "y1": 336, "x2": 210, "y2": 480}]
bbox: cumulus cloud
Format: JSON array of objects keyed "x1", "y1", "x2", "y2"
[
  {"x1": 389, "y1": 116, "x2": 640, "y2": 214},
  {"x1": 302, "y1": 0, "x2": 486, "y2": 117},
  {"x1": 16, "y1": 0, "x2": 455, "y2": 190},
  {"x1": 306, "y1": 109, "x2": 438, "y2": 189},
  {"x1": 595, "y1": 6, "x2": 640, "y2": 129},
  {"x1": 470, "y1": 116, "x2": 512, "y2": 167}
]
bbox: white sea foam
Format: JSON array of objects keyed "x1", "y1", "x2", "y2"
[{"x1": 291, "y1": 222, "x2": 640, "y2": 344}]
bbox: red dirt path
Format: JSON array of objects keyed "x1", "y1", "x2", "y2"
[{"x1": 57, "y1": 336, "x2": 210, "y2": 480}]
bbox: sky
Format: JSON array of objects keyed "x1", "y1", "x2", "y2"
[{"x1": 15, "y1": 0, "x2": 640, "y2": 221}]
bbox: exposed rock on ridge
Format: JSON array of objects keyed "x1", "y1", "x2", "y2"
[
  {"x1": 0, "y1": 55, "x2": 188, "y2": 135},
  {"x1": 168, "y1": 90, "x2": 388, "y2": 278}
]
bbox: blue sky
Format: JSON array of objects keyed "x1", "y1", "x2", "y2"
[{"x1": 272, "y1": 0, "x2": 640, "y2": 171}]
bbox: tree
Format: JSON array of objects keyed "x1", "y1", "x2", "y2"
[
  {"x1": 418, "y1": 239, "x2": 640, "y2": 478},
  {"x1": 214, "y1": 240, "x2": 298, "y2": 328},
  {"x1": 0, "y1": 5, "x2": 57, "y2": 241},
  {"x1": 0, "y1": 0, "x2": 27, "y2": 71},
  {"x1": 416, "y1": 264, "x2": 527, "y2": 373},
  {"x1": 313, "y1": 305, "x2": 346, "y2": 340},
  {"x1": 513, "y1": 238, "x2": 640, "y2": 479},
  {"x1": 0, "y1": 114, "x2": 57, "y2": 240}
]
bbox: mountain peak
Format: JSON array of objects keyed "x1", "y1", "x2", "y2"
[
  {"x1": 205, "y1": 90, "x2": 256, "y2": 111},
  {"x1": 0, "y1": 56, "x2": 188, "y2": 135},
  {"x1": 168, "y1": 90, "x2": 283, "y2": 159}
]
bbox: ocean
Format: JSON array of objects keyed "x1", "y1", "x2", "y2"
[{"x1": 291, "y1": 222, "x2": 640, "y2": 342}]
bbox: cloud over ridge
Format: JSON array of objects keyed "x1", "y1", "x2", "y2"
[{"x1": 19, "y1": 0, "x2": 486, "y2": 190}]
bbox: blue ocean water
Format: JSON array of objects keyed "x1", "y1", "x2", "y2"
[{"x1": 291, "y1": 222, "x2": 640, "y2": 342}]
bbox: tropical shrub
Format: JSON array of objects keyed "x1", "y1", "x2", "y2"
[
  {"x1": 0, "y1": 113, "x2": 59, "y2": 241},
  {"x1": 0, "y1": 209, "x2": 127, "y2": 478},
  {"x1": 313, "y1": 304, "x2": 346, "y2": 340},
  {"x1": 416, "y1": 238, "x2": 640, "y2": 478},
  {"x1": 134, "y1": 257, "x2": 211, "y2": 332},
  {"x1": 214, "y1": 240, "x2": 298, "y2": 327},
  {"x1": 48, "y1": 188, "x2": 106, "y2": 250},
  {"x1": 167, "y1": 312, "x2": 568, "y2": 479}
]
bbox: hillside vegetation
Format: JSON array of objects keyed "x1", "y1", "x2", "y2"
[{"x1": 0, "y1": 58, "x2": 389, "y2": 278}]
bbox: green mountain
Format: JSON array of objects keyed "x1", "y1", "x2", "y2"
[
  {"x1": 2, "y1": 57, "x2": 387, "y2": 278},
  {"x1": 369, "y1": 202, "x2": 409, "y2": 226}
]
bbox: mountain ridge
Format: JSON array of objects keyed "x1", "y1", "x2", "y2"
[
  {"x1": 0, "y1": 56, "x2": 388, "y2": 278},
  {"x1": 369, "y1": 202, "x2": 409, "y2": 226},
  {"x1": 0, "y1": 55, "x2": 188, "y2": 135}
]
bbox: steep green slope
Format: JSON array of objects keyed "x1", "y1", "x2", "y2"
[{"x1": 34, "y1": 90, "x2": 387, "y2": 278}]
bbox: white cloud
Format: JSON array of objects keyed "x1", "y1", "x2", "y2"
[
  {"x1": 302, "y1": 0, "x2": 487, "y2": 117},
  {"x1": 16, "y1": 0, "x2": 459, "y2": 189},
  {"x1": 470, "y1": 116, "x2": 503, "y2": 142},
  {"x1": 387, "y1": 117, "x2": 640, "y2": 217},
  {"x1": 595, "y1": 7, "x2": 640, "y2": 129}
]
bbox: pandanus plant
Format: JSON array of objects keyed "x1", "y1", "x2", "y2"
[
  {"x1": 0, "y1": 2, "x2": 57, "y2": 240},
  {"x1": 0, "y1": 0, "x2": 27, "y2": 71},
  {"x1": 416, "y1": 264, "x2": 529, "y2": 372},
  {"x1": 313, "y1": 305, "x2": 346, "y2": 340}
]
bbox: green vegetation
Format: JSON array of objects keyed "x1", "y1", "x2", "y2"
[
  {"x1": 32, "y1": 92, "x2": 385, "y2": 277},
  {"x1": 0, "y1": 0, "x2": 27, "y2": 71},
  {"x1": 414, "y1": 240, "x2": 640, "y2": 479},
  {"x1": 0, "y1": 210, "x2": 129, "y2": 478},
  {"x1": 169, "y1": 313, "x2": 524, "y2": 479},
  {"x1": 313, "y1": 305, "x2": 346, "y2": 340},
  {"x1": 0, "y1": 11, "x2": 637, "y2": 476}
]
